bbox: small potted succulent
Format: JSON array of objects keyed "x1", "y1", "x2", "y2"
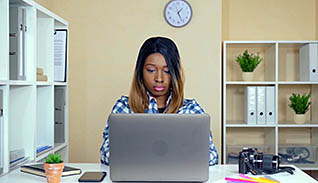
[
  {"x1": 236, "y1": 50, "x2": 262, "y2": 81},
  {"x1": 288, "y1": 93, "x2": 311, "y2": 124},
  {"x1": 43, "y1": 153, "x2": 64, "y2": 183}
]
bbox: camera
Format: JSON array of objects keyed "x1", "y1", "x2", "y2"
[{"x1": 238, "y1": 147, "x2": 294, "y2": 175}]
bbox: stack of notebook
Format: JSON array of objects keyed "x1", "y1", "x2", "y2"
[{"x1": 20, "y1": 163, "x2": 81, "y2": 177}]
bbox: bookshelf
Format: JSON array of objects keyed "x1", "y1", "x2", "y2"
[
  {"x1": 223, "y1": 41, "x2": 318, "y2": 171},
  {"x1": 0, "y1": 0, "x2": 68, "y2": 175}
]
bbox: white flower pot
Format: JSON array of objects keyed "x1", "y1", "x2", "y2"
[
  {"x1": 294, "y1": 114, "x2": 306, "y2": 124},
  {"x1": 242, "y1": 72, "x2": 254, "y2": 81}
]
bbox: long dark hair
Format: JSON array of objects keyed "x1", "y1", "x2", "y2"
[{"x1": 129, "y1": 36, "x2": 184, "y2": 113}]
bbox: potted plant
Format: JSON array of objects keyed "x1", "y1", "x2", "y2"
[
  {"x1": 236, "y1": 50, "x2": 262, "y2": 81},
  {"x1": 288, "y1": 93, "x2": 311, "y2": 124},
  {"x1": 43, "y1": 153, "x2": 64, "y2": 183}
]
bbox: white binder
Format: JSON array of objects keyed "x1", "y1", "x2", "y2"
[
  {"x1": 9, "y1": 7, "x2": 26, "y2": 80},
  {"x1": 265, "y1": 86, "x2": 275, "y2": 124},
  {"x1": 0, "y1": 90, "x2": 3, "y2": 171},
  {"x1": 256, "y1": 87, "x2": 266, "y2": 124},
  {"x1": 300, "y1": 43, "x2": 318, "y2": 81},
  {"x1": 245, "y1": 87, "x2": 257, "y2": 124}
]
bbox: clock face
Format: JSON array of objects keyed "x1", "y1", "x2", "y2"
[{"x1": 164, "y1": 0, "x2": 192, "y2": 28}]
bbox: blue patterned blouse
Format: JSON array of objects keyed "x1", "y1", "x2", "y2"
[{"x1": 100, "y1": 93, "x2": 219, "y2": 166}]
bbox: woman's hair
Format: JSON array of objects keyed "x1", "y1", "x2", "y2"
[{"x1": 129, "y1": 36, "x2": 184, "y2": 113}]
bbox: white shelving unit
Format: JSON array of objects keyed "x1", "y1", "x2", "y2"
[
  {"x1": 0, "y1": 0, "x2": 68, "y2": 176},
  {"x1": 223, "y1": 41, "x2": 318, "y2": 171}
]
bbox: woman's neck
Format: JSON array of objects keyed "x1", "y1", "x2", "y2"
[{"x1": 155, "y1": 95, "x2": 169, "y2": 108}]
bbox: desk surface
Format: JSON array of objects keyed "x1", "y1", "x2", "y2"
[{"x1": 0, "y1": 163, "x2": 316, "y2": 183}]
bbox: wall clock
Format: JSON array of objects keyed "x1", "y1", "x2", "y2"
[{"x1": 164, "y1": 0, "x2": 192, "y2": 28}]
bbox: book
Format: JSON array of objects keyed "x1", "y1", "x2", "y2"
[
  {"x1": 36, "y1": 67, "x2": 43, "y2": 75},
  {"x1": 36, "y1": 74, "x2": 48, "y2": 81},
  {"x1": 20, "y1": 163, "x2": 82, "y2": 177}
]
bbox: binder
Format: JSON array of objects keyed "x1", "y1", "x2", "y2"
[
  {"x1": 9, "y1": 7, "x2": 26, "y2": 80},
  {"x1": 300, "y1": 43, "x2": 318, "y2": 81},
  {"x1": 245, "y1": 86, "x2": 257, "y2": 124},
  {"x1": 265, "y1": 86, "x2": 275, "y2": 124},
  {"x1": 0, "y1": 90, "x2": 3, "y2": 171},
  {"x1": 256, "y1": 87, "x2": 266, "y2": 125},
  {"x1": 54, "y1": 88, "x2": 65, "y2": 143}
]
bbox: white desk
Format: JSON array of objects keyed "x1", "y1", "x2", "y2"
[{"x1": 0, "y1": 163, "x2": 316, "y2": 183}]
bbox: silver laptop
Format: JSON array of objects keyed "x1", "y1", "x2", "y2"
[{"x1": 109, "y1": 113, "x2": 210, "y2": 182}]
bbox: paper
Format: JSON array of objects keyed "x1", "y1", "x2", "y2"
[{"x1": 54, "y1": 30, "x2": 67, "y2": 82}]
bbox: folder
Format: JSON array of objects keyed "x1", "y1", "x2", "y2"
[
  {"x1": 245, "y1": 86, "x2": 257, "y2": 124},
  {"x1": 300, "y1": 43, "x2": 318, "y2": 81},
  {"x1": 9, "y1": 7, "x2": 26, "y2": 80},
  {"x1": 54, "y1": 88, "x2": 65, "y2": 143},
  {"x1": 266, "y1": 86, "x2": 275, "y2": 124},
  {"x1": 0, "y1": 90, "x2": 3, "y2": 170},
  {"x1": 256, "y1": 87, "x2": 266, "y2": 125}
]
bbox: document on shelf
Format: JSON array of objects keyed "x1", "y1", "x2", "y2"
[{"x1": 54, "y1": 30, "x2": 67, "y2": 82}]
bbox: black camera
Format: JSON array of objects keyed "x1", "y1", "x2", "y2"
[{"x1": 238, "y1": 147, "x2": 294, "y2": 175}]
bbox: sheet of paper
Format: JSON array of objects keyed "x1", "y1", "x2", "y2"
[{"x1": 54, "y1": 30, "x2": 67, "y2": 82}]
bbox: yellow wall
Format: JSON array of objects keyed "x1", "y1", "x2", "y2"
[
  {"x1": 223, "y1": 0, "x2": 316, "y2": 40},
  {"x1": 43, "y1": 0, "x2": 222, "y2": 163}
]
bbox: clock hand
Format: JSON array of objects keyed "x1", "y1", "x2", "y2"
[
  {"x1": 177, "y1": 13, "x2": 183, "y2": 21},
  {"x1": 177, "y1": 7, "x2": 183, "y2": 14}
]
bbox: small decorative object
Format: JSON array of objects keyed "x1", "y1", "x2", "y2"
[
  {"x1": 43, "y1": 153, "x2": 64, "y2": 183},
  {"x1": 236, "y1": 50, "x2": 262, "y2": 81},
  {"x1": 164, "y1": 0, "x2": 192, "y2": 28},
  {"x1": 288, "y1": 93, "x2": 311, "y2": 124}
]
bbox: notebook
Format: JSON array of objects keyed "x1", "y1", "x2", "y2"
[
  {"x1": 20, "y1": 163, "x2": 81, "y2": 177},
  {"x1": 109, "y1": 113, "x2": 210, "y2": 182}
]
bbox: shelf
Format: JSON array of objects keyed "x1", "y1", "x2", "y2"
[
  {"x1": 35, "y1": 142, "x2": 67, "y2": 162},
  {"x1": 224, "y1": 42, "x2": 276, "y2": 82},
  {"x1": 8, "y1": 81, "x2": 34, "y2": 85},
  {"x1": 278, "y1": 81, "x2": 318, "y2": 85},
  {"x1": 0, "y1": 0, "x2": 69, "y2": 176},
  {"x1": 54, "y1": 82, "x2": 67, "y2": 86},
  {"x1": 0, "y1": 81, "x2": 7, "y2": 85},
  {"x1": 226, "y1": 81, "x2": 276, "y2": 85},
  {"x1": 278, "y1": 85, "x2": 318, "y2": 125},
  {"x1": 35, "y1": 85, "x2": 54, "y2": 156},
  {"x1": 226, "y1": 124, "x2": 276, "y2": 127},
  {"x1": 36, "y1": 81, "x2": 53, "y2": 86}
]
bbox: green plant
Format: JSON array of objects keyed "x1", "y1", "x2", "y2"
[
  {"x1": 288, "y1": 93, "x2": 311, "y2": 114},
  {"x1": 236, "y1": 50, "x2": 262, "y2": 72},
  {"x1": 45, "y1": 153, "x2": 63, "y2": 164}
]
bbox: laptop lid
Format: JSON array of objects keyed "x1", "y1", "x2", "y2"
[{"x1": 109, "y1": 113, "x2": 210, "y2": 182}]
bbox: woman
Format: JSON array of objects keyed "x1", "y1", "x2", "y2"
[{"x1": 100, "y1": 36, "x2": 218, "y2": 165}]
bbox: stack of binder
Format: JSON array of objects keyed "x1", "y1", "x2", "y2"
[
  {"x1": 36, "y1": 68, "x2": 48, "y2": 81},
  {"x1": 300, "y1": 43, "x2": 318, "y2": 81},
  {"x1": 245, "y1": 86, "x2": 275, "y2": 125}
]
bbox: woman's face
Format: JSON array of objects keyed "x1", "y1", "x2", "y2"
[{"x1": 143, "y1": 53, "x2": 171, "y2": 99}]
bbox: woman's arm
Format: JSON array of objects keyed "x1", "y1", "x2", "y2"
[{"x1": 100, "y1": 96, "x2": 130, "y2": 165}]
